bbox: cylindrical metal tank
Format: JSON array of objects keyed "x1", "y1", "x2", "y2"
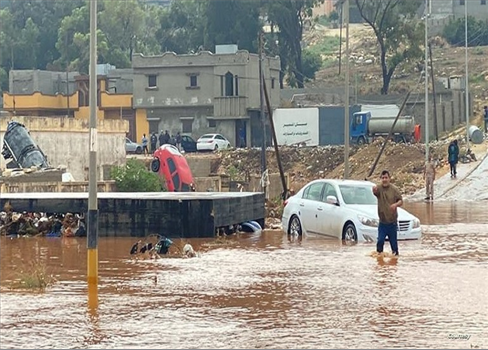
[
  {"x1": 1, "y1": 121, "x2": 49, "y2": 169},
  {"x1": 368, "y1": 116, "x2": 415, "y2": 135},
  {"x1": 468, "y1": 125, "x2": 484, "y2": 144}
]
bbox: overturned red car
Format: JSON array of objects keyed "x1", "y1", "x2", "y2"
[{"x1": 151, "y1": 145, "x2": 195, "y2": 192}]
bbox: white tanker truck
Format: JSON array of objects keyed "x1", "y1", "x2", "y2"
[{"x1": 350, "y1": 111, "x2": 417, "y2": 145}]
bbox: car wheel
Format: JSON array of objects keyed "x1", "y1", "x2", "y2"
[
  {"x1": 342, "y1": 223, "x2": 358, "y2": 244},
  {"x1": 150, "y1": 158, "x2": 160, "y2": 173},
  {"x1": 214, "y1": 144, "x2": 219, "y2": 151},
  {"x1": 357, "y1": 136, "x2": 366, "y2": 145},
  {"x1": 135, "y1": 147, "x2": 142, "y2": 154},
  {"x1": 227, "y1": 143, "x2": 231, "y2": 149},
  {"x1": 288, "y1": 215, "x2": 302, "y2": 236}
]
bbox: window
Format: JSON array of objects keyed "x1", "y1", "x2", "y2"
[
  {"x1": 220, "y1": 76, "x2": 224, "y2": 96},
  {"x1": 234, "y1": 75, "x2": 239, "y2": 96},
  {"x1": 271, "y1": 78, "x2": 276, "y2": 89},
  {"x1": 190, "y1": 75, "x2": 198, "y2": 87},
  {"x1": 208, "y1": 119, "x2": 216, "y2": 128},
  {"x1": 148, "y1": 75, "x2": 157, "y2": 88},
  {"x1": 482, "y1": 0, "x2": 486, "y2": 5},
  {"x1": 182, "y1": 119, "x2": 193, "y2": 133},
  {"x1": 303, "y1": 183, "x2": 324, "y2": 201},
  {"x1": 224, "y1": 71, "x2": 234, "y2": 96},
  {"x1": 172, "y1": 174, "x2": 180, "y2": 191},
  {"x1": 323, "y1": 183, "x2": 338, "y2": 201},
  {"x1": 167, "y1": 158, "x2": 177, "y2": 174},
  {"x1": 459, "y1": 0, "x2": 465, "y2": 5}
]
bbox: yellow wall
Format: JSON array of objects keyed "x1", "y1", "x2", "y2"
[
  {"x1": 135, "y1": 109, "x2": 148, "y2": 143},
  {"x1": 0, "y1": 116, "x2": 128, "y2": 133},
  {"x1": 100, "y1": 91, "x2": 132, "y2": 108},
  {"x1": 75, "y1": 106, "x2": 105, "y2": 120},
  {"x1": 2, "y1": 92, "x2": 78, "y2": 111}
]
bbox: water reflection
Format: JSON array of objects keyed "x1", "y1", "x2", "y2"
[
  {"x1": 404, "y1": 201, "x2": 488, "y2": 225},
  {"x1": 1, "y1": 201, "x2": 488, "y2": 349}
]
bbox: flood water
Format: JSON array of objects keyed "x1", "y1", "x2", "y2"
[{"x1": 1, "y1": 201, "x2": 487, "y2": 349}]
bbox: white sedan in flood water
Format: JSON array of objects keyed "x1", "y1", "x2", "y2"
[{"x1": 281, "y1": 179, "x2": 422, "y2": 243}]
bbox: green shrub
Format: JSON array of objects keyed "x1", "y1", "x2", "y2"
[{"x1": 111, "y1": 158, "x2": 162, "y2": 192}]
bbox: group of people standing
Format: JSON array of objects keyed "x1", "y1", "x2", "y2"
[
  {"x1": 423, "y1": 139, "x2": 460, "y2": 201},
  {"x1": 141, "y1": 130, "x2": 183, "y2": 155}
]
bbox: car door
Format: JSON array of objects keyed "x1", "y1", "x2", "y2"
[
  {"x1": 215, "y1": 135, "x2": 225, "y2": 148},
  {"x1": 182, "y1": 136, "x2": 196, "y2": 152},
  {"x1": 320, "y1": 183, "x2": 342, "y2": 238},
  {"x1": 299, "y1": 182, "x2": 325, "y2": 235}
]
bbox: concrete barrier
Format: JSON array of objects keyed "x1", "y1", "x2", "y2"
[{"x1": 0, "y1": 181, "x2": 117, "y2": 193}]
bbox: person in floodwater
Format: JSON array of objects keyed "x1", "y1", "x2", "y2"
[
  {"x1": 424, "y1": 154, "x2": 436, "y2": 201},
  {"x1": 130, "y1": 240, "x2": 142, "y2": 257},
  {"x1": 372, "y1": 170, "x2": 403, "y2": 256},
  {"x1": 154, "y1": 236, "x2": 173, "y2": 257}
]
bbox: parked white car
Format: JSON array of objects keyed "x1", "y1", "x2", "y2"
[
  {"x1": 125, "y1": 137, "x2": 142, "y2": 154},
  {"x1": 196, "y1": 133, "x2": 231, "y2": 151},
  {"x1": 281, "y1": 179, "x2": 421, "y2": 243}
]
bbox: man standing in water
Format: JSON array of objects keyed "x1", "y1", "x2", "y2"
[
  {"x1": 424, "y1": 154, "x2": 436, "y2": 201},
  {"x1": 373, "y1": 170, "x2": 403, "y2": 256}
]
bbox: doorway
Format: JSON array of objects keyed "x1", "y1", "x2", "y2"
[{"x1": 235, "y1": 120, "x2": 247, "y2": 148}]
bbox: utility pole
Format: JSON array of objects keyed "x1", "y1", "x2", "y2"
[
  {"x1": 65, "y1": 31, "x2": 70, "y2": 118},
  {"x1": 259, "y1": 31, "x2": 267, "y2": 199},
  {"x1": 424, "y1": 0, "x2": 429, "y2": 161},
  {"x1": 464, "y1": 0, "x2": 470, "y2": 149},
  {"x1": 338, "y1": 4, "x2": 343, "y2": 75},
  {"x1": 87, "y1": 0, "x2": 99, "y2": 309},
  {"x1": 428, "y1": 42, "x2": 438, "y2": 141},
  {"x1": 343, "y1": 0, "x2": 350, "y2": 179}
]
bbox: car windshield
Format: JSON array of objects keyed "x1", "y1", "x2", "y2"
[
  {"x1": 199, "y1": 135, "x2": 214, "y2": 139},
  {"x1": 339, "y1": 185, "x2": 378, "y2": 205}
]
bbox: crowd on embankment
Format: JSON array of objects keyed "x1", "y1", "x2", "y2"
[{"x1": 0, "y1": 207, "x2": 86, "y2": 238}]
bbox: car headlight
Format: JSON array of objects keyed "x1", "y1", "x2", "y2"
[
  {"x1": 412, "y1": 218, "x2": 421, "y2": 229},
  {"x1": 358, "y1": 215, "x2": 379, "y2": 227}
]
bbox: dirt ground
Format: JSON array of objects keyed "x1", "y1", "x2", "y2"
[{"x1": 306, "y1": 23, "x2": 488, "y2": 109}]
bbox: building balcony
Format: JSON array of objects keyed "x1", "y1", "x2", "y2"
[{"x1": 213, "y1": 96, "x2": 248, "y2": 118}]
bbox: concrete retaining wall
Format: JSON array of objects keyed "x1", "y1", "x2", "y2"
[{"x1": 0, "y1": 116, "x2": 128, "y2": 181}]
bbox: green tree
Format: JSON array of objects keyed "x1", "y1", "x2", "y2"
[
  {"x1": 100, "y1": 0, "x2": 160, "y2": 67},
  {"x1": 156, "y1": 0, "x2": 206, "y2": 53},
  {"x1": 0, "y1": 8, "x2": 17, "y2": 72},
  {"x1": 3, "y1": 0, "x2": 84, "y2": 70},
  {"x1": 111, "y1": 159, "x2": 163, "y2": 192},
  {"x1": 265, "y1": 0, "x2": 324, "y2": 88},
  {"x1": 0, "y1": 67, "x2": 8, "y2": 91},
  {"x1": 355, "y1": 0, "x2": 424, "y2": 94},
  {"x1": 301, "y1": 49, "x2": 322, "y2": 81},
  {"x1": 55, "y1": 5, "x2": 109, "y2": 73},
  {"x1": 18, "y1": 18, "x2": 40, "y2": 69},
  {"x1": 203, "y1": 0, "x2": 261, "y2": 52},
  {"x1": 442, "y1": 16, "x2": 488, "y2": 47}
]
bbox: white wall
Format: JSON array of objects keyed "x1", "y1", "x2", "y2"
[{"x1": 273, "y1": 108, "x2": 319, "y2": 146}]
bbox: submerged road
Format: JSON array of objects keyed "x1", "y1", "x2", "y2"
[{"x1": 1, "y1": 202, "x2": 487, "y2": 349}]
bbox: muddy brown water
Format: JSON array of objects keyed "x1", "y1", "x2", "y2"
[{"x1": 1, "y1": 201, "x2": 487, "y2": 349}]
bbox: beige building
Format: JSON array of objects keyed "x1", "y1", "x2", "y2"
[
  {"x1": 132, "y1": 45, "x2": 281, "y2": 147},
  {"x1": 312, "y1": 0, "x2": 336, "y2": 17}
]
